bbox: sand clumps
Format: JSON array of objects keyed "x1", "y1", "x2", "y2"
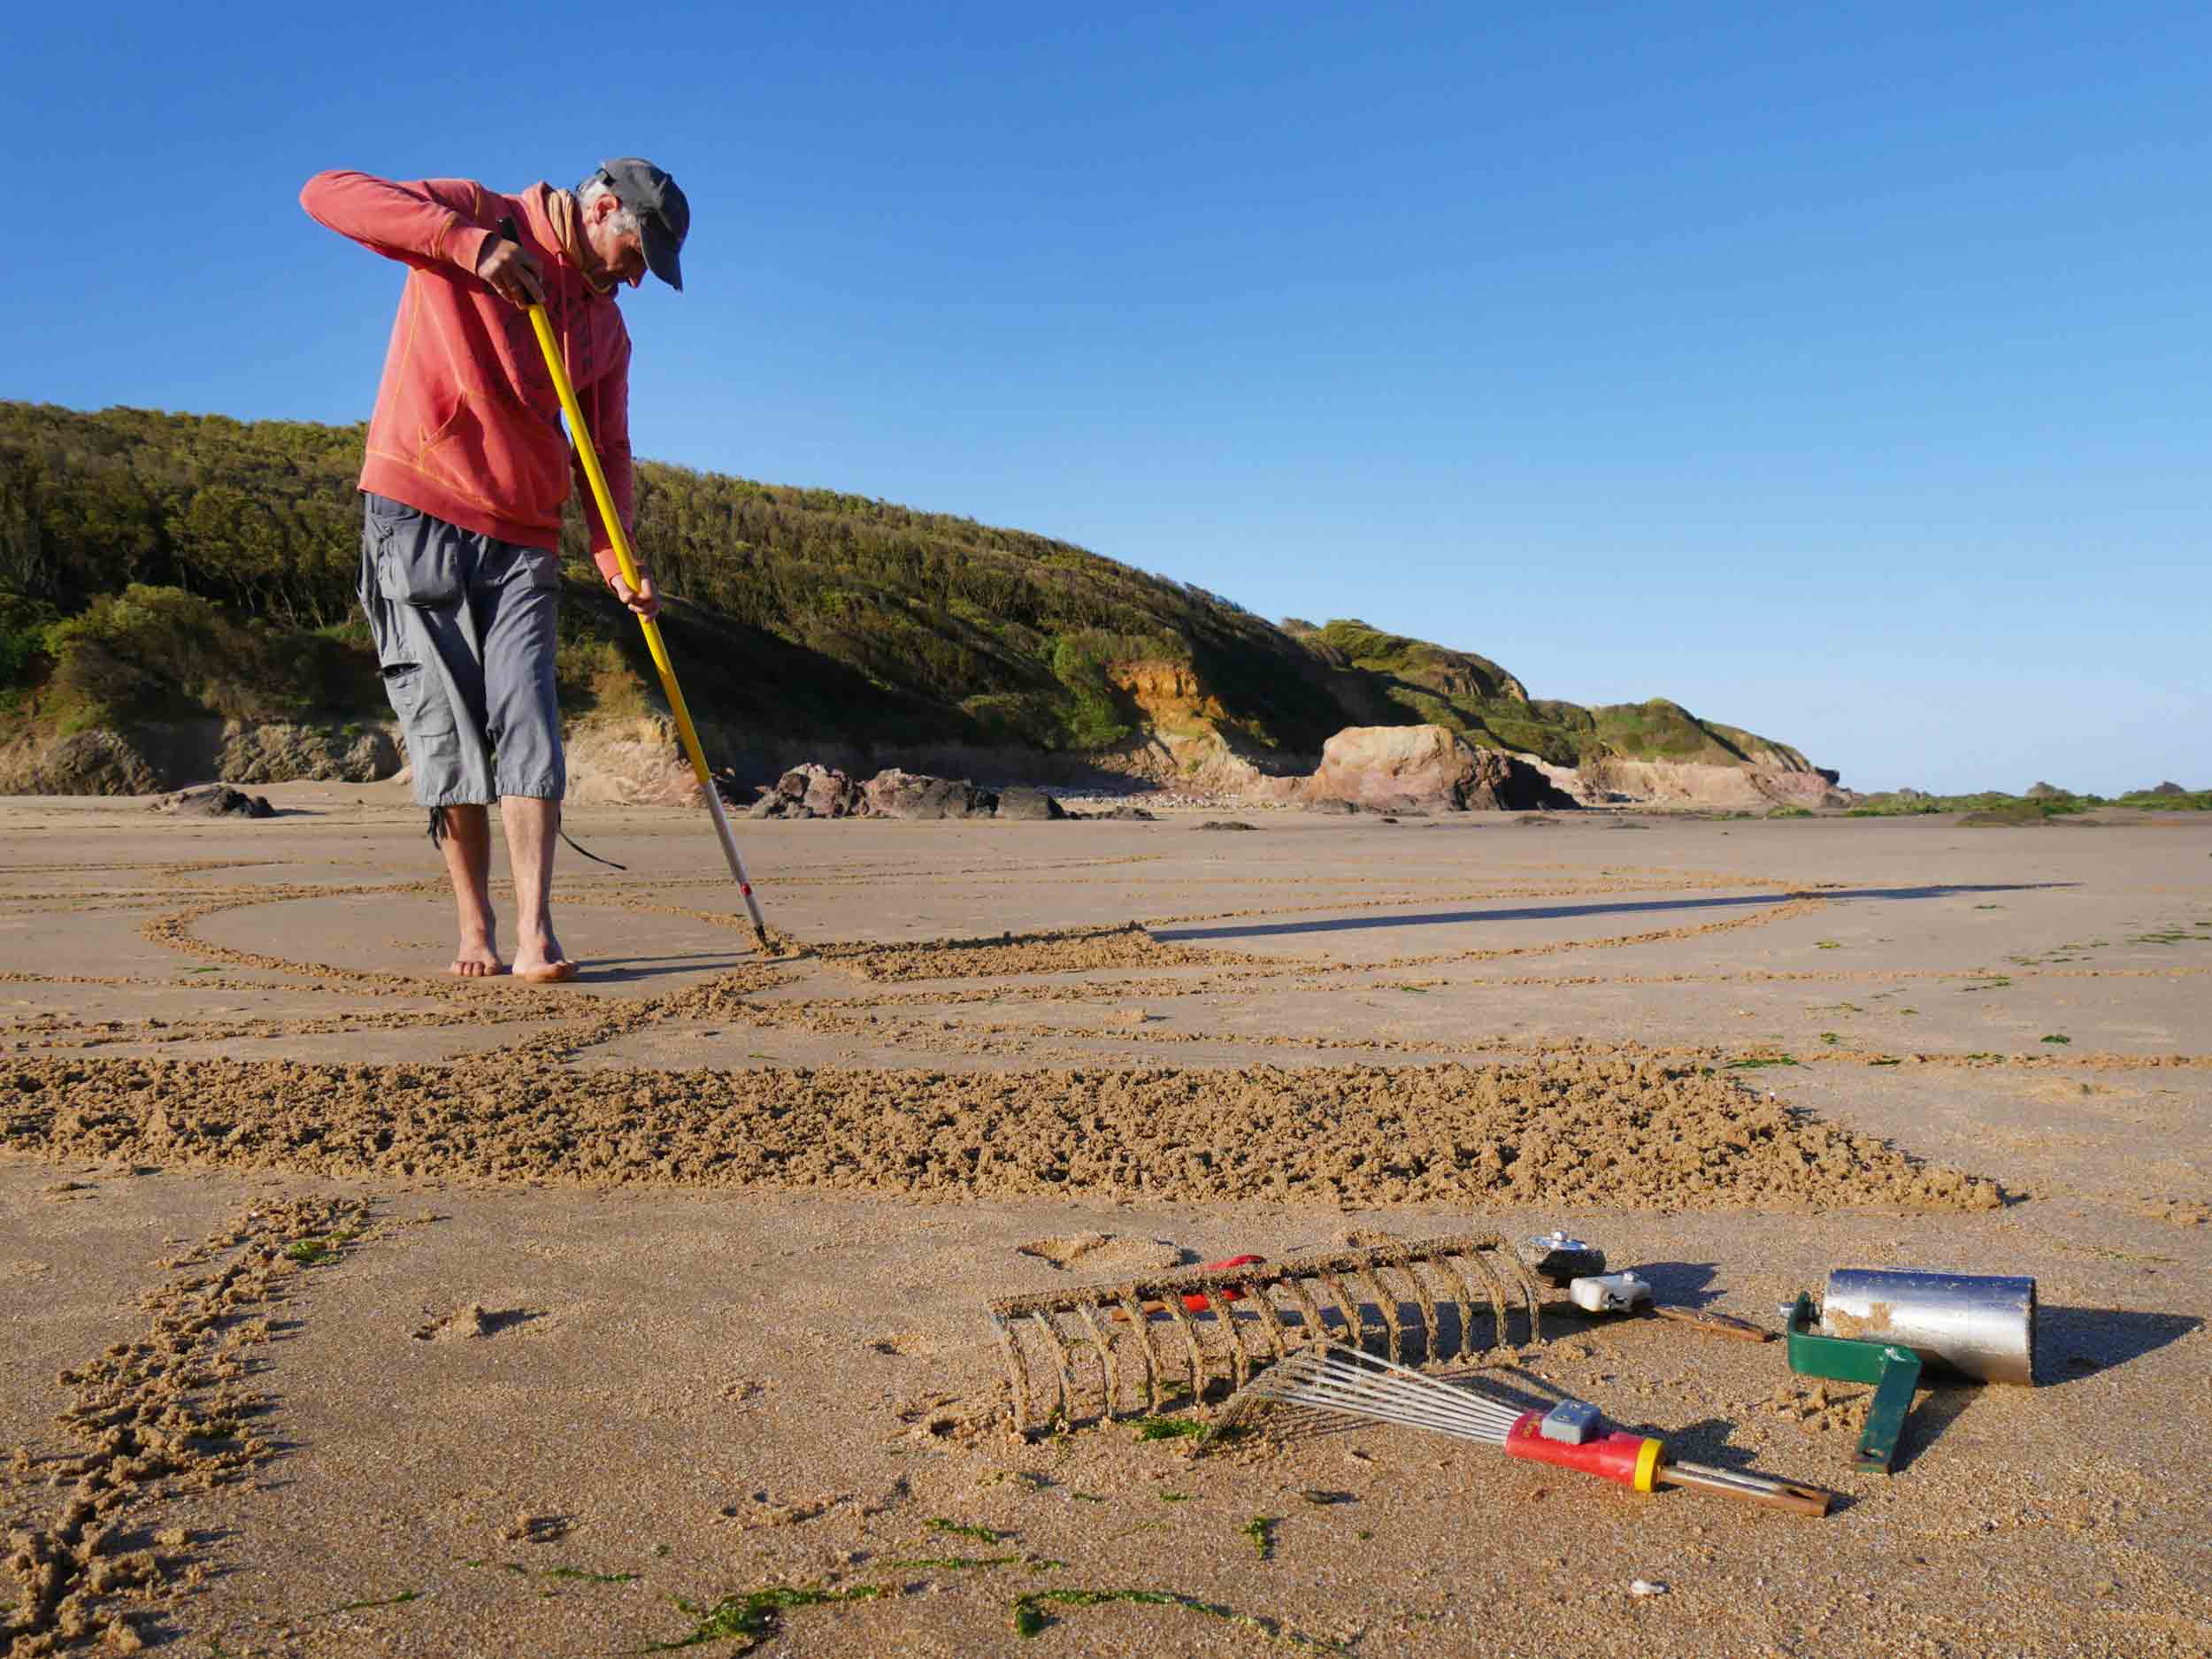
[
  {"x1": 4, "y1": 1055, "x2": 2001, "y2": 1213},
  {"x1": 1, "y1": 1196, "x2": 367, "y2": 1655},
  {"x1": 413, "y1": 1302, "x2": 494, "y2": 1341},
  {"x1": 828, "y1": 923, "x2": 1231, "y2": 984}
]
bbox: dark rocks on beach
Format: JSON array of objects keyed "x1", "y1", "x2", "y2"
[
  {"x1": 862, "y1": 768, "x2": 1000, "y2": 820},
  {"x1": 995, "y1": 787, "x2": 1066, "y2": 821},
  {"x1": 155, "y1": 785, "x2": 273, "y2": 819},
  {"x1": 1196, "y1": 819, "x2": 1257, "y2": 831},
  {"x1": 743, "y1": 764, "x2": 1048, "y2": 821},
  {"x1": 782, "y1": 763, "x2": 865, "y2": 818}
]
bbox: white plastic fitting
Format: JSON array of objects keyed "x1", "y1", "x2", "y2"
[{"x1": 1569, "y1": 1271, "x2": 1652, "y2": 1314}]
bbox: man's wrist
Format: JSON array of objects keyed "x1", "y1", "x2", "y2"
[{"x1": 593, "y1": 548, "x2": 649, "y2": 585}]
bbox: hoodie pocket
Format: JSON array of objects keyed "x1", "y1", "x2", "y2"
[
  {"x1": 419, "y1": 388, "x2": 570, "y2": 529},
  {"x1": 367, "y1": 495, "x2": 463, "y2": 608}
]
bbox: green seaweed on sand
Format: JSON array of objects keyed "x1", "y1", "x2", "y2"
[
  {"x1": 1132, "y1": 1414, "x2": 1210, "y2": 1441},
  {"x1": 1010, "y1": 1586, "x2": 1345, "y2": 1648},
  {"x1": 883, "y1": 1555, "x2": 1025, "y2": 1572},
  {"x1": 925, "y1": 1517, "x2": 1002, "y2": 1541},
  {"x1": 1242, "y1": 1516, "x2": 1278, "y2": 1561},
  {"x1": 643, "y1": 1583, "x2": 893, "y2": 1653}
]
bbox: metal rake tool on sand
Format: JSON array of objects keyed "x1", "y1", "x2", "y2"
[
  {"x1": 1225, "y1": 1341, "x2": 1830, "y2": 1517},
  {"x1": 988, "y1": 1233, "x2": 1545, "y2": 1434}
]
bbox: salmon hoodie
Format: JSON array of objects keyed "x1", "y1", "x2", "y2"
[{"x1": 301, "y1": 171, "x2": 632, "y2": 558}]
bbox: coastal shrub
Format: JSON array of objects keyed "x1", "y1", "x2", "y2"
[
  {"x1": 0, "y1": 591, "x2": 55, "y2": 686},
  {"x1": 40, "y1": 583, "x2": 380, "y2": 728}
]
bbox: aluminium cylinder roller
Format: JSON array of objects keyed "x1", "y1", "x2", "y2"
[{"x1": 1820, "y1": 1269, "x2": 2036, "y2": 1385}]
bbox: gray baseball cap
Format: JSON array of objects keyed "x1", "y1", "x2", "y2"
[{"x1": 598, "y1": 157, "x2": 689, "y2": 291}]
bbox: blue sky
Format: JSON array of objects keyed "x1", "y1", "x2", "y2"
[{"x1": 13, "y1": 2, "x2": 2207, "y2": 793}]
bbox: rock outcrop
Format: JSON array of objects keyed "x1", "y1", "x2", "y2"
[
  {"x1": 995, "y1": 787, "x2": 1065, "y2": 821},
  {"x1": 862, "y1": 768, "x2": 1001, "y2": 820},
  {"x1": 774, "y1": 763, "x2": 866, "y2": 818},
  {"x1": 742, "y1": 765, "x2": 1050, "y2": 821},
  {"x1": 1583, "y1": 759, "x2": 1849, "y2": 811},
  {"x1": 1291, "y1": 725, "x2": 1576, "y2": 813},
  {"x1": 152, "y1": 784, "x2": 273, "y2": 818}
]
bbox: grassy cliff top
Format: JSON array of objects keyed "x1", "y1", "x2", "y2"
[{"x1": 2, "y1": 400, "x2": 1815, "y2": 774}]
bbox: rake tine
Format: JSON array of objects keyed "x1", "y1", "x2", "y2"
[
  {"x1": 1319, "y1": 1273, "x2": 1369, "y2": 1352},
  {"x1": 1074, "y1": 1300, "x2": 1118, "y2": 1422},
  {"x1": 1161, "y1": 1291, "x2": 1211, "y2": 1402},
  {"x1": 1433, "y1": 1252, "x2": 1481, "y2": 1363},
  {"x1": 1500, "y1": 1248, "x2": 1547, "y2": 1347},
  {"x1": 1219, "y1": 1284, "x2": 1261, "y2": 1390},
  {"x1": 1032, "y1": 1312, "x2": 1078, "y2": 1428},
  {"x1": 1406, "y1": 1260, "x2": 1448, "y2": 1365},
  {"x1": 1356, "y1": 1264, "x2": 1405, "y2": 1363},
  {"x1": 1116, "y1": 1292, "x2": 1163, "y2": 1411},
  {"x1": 993, "y1": 1314, "x2": 1033, "y2": 1432},
  {"x1": 1283, "y1": 1274, "x2": 1334, "y2": 1348},
  {"x1": 1457, "y1": 1245, "x2": 1513, "y2": 1357},
  {"x1": 1244, "y1": 1282, "x2": 1293, "y2": 1363}
]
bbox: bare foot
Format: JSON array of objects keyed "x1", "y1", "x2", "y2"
[
  {"x1": 512, "y1": 930, "x2": 576, "y2": 985},
  {"x1": 449, "y1": 933, "x2": 506, "y2": 978}
]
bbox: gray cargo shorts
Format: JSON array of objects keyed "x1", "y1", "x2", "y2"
[{"x1": 358, "y1": 493, "x2": 565, "y2": 806}]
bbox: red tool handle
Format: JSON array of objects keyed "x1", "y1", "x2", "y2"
[
  {"x1": 1502, "y1": 1413, "x2": 1663, "y2": 1491},
  {"x1": 1179, "y1": 1254, "x2": 1264, "y2": 1312}
]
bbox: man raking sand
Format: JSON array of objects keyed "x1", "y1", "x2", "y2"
[{"x1": 301, "y1": 158, "x2": 687, "y2": 981}]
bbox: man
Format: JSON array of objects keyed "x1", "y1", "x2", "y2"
[{"x1": 301, "y1": 158, "x2": 688, "y2": 982}]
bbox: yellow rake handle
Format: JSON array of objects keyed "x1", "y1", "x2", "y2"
[{"x1": 506, "y1": 231, "x2": 769, "y2": 945}]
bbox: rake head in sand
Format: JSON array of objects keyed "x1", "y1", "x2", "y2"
[
  {"x1": 987, "y1": 1233, "x2": 1545, "y2": 1434},
  {"x1": 1225, "y1": 1340, "x2": 1830, "y2": 1517}
]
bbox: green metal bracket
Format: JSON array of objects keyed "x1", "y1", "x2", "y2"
[{"x1": 1785, "y1": 1292, "x2": 1923, "y2": 1474}]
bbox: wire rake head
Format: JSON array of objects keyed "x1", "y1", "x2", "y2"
[
  {"x1": 1218, "y1": 1340, "x2": 1530, "y2": 1444},
  {"x1": 987, "y1": 1233, "x2": 1546, "y2": 1435}
]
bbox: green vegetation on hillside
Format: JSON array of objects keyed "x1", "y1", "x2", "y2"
[
  {"x1": 1286, "y1": 618, "x2": 1808, "y2": 771},
  {"x1": 2, "y1": 401, "x2": 1813, "y2": 780},
  {"x1": 1847, "y1": 787, "x2": 2209, "y2": 819}
]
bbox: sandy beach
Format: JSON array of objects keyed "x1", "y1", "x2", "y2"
[{"x1": 3, "y1": 786, "x2": 2207, "y2": 1655}]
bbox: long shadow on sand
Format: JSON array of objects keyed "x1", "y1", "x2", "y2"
[
  {"x1": 585, "y1": 953, "x2": 757, "y2": 983},
  {"x1": 2035, "y1": 1304, "x2": 2200, "y2": 1386},
  {"x1": 1152, "y1": 882, "x2": 2074, "y2": 943}
]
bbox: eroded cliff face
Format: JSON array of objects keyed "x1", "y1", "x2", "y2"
[
  {"x1": 1582, "y1": 759, "x2": 1847, "y2": 810},
  {"x1": 1108, "y1": 660, "x2": 1231, "y2": 736}
]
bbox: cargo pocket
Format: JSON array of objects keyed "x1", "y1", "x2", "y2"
[
  {"x1": 519, "y1": 545, "x2": 563, "y2": 593},
  {"x1": 382, "y1": 662, "x2": 463, "y2": 791},
  {"x1": 367, "y1": 495, "x2": 463, "y2": 608}
]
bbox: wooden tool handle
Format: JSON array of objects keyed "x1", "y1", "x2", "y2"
[
  {"x1": 1658, "y1": 1460, "x2": 1832, "y2": 1517},
  {"x1": 1648, "y1": 1304, "x2": 1774, "y2": 1342}
]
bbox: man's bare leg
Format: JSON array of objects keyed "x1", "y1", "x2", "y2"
[
  {"x1": 439, "y1": 804, "x2": 503, "y2": 976},
  {"x1": 502, "y1": 795, "x2": 576, "y2": 983}
]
